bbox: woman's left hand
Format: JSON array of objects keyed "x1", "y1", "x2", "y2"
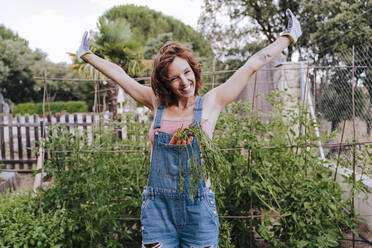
[{"x1": 280, "y1": 9, "x2": 302, "y2": 44}]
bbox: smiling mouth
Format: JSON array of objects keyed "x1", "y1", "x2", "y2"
[{"x1": 182, "y1": 85, "x2": 191, "y2": 91}]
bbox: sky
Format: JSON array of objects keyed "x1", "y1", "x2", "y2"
[{"x1": 0, "y1": 0, "x2": 204, "y2": 64}]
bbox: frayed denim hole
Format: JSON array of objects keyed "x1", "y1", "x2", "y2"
[{"x1": 142, "y1": 242, "x2": 162, "y2": 248}]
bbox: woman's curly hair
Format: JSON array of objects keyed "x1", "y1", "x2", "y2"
[{"x1": 151, "y1": 42, "x2": 203, "y2": 107}]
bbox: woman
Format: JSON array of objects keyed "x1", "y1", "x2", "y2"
[{"x1": 77, "y1": 9, "x2": 301, "y2": 248}]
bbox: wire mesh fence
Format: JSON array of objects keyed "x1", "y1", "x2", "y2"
[
  {"x1": 314, "y1": 44, "x2": 372, "y2": 143},
  {"x1": 308, "y1": 44, "x2": 372, "y2": 181}
]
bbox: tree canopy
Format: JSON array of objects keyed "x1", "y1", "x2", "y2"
[
  {"x1": 0, "y1": 25, "x2": 39, "y2": 104},
  {"x1": 198, "y1": 0, "x2": 372, "y2": 63},
  {"x1": 102, "y1": 4, "x2": 213, "y2": 58},
  {"x1": 0, "y1": 24, "x2": 91, "y2": 105},
  {"x1": 198, "y1": 0, "x2": 372, "y2": 135}
]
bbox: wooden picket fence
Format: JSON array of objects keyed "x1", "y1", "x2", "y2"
[{"x1": 0, "y1": 113, "x2": 98, "y2": 172}]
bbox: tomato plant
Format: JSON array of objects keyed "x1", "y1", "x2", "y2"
[{"x1": 1, "y1": 93, "x2": 369, "y2": 247}]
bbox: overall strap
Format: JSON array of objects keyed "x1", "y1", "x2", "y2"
[
  {"x1": 193, "y1": 96, "x2": 203, "y2": 125},
  {"x1": 153, "y1": 103, "x2": 165, "y2": 129}
]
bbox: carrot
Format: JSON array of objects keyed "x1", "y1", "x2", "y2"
[
  {"x1": 169, "y1": 135, "x2": 177, "y2": 144},
  {"x1": 169, "y1": 130, "x2": 193, "y2": 145}
]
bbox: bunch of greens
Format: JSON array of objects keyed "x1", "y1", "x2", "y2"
[
  {"x1": 170, "y1": 123, "x2": 231, "y2": 199},
  {"x1": 40, "y1": 113, "x2": 150, "y2": 247}
]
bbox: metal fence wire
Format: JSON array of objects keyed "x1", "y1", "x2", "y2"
[
  {"x1": 314, "y1": 44, "x2": 372, "y2": 143},
  {"x1": 307, "y1": 44, "x2": 372, "y2": 184},
  {"x1": 309, "y1": 42, "x2": 372, "y2": 248}
]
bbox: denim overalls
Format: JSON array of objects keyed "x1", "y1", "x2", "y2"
[{"x1": 141, "y1": 96, "x2": 219, "y2": 248}]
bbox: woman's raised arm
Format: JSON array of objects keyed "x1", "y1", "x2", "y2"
[
  {"x1": 77, "y1": 32, "x2": 156, "y2": 111},
  {"x1": 206, "y1": 9, "x2": 302, "y2": 110}
]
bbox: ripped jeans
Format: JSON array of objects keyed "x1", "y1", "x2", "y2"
[{"x1": 141, "y1": 187, "x2": 219, "y2": 248}]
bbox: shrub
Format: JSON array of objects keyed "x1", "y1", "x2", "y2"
[
  {"x1": 41, "y1": 113, "x2": 150, "y2": 247},
  {"x1": 3, "y1": 93, "x2": 365, "y2": 247},
  {"x1": 213, "y1": 93, "x2": 356, "y2": 247},
  {"x1": 13, "y1": 101, "x2": 88, "y2": 115},
  {"x1": 0, "y1": 192, "x2": 77, "y2": 247},
  {"x1": 12, "y1": 103, "x2": 37, "y2": 115}
]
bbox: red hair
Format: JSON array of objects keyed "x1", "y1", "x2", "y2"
[{"x1": 151, "y1": 42, "x2": 203, "y2": 107}]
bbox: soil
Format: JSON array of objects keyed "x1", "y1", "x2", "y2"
[{"x1": 339, "y1": 221, "x2": 372, "y2": 248}]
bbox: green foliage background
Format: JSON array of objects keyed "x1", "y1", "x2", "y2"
[
  {"x1": 0, "y1": 25, "x2": 93, "y2": 106},
  {"x1": 0, "y1": 95, "x2": 366, "y2": 247},
  {"x1": 102, "y1": 4, "x2": 213, "y2": 59}
]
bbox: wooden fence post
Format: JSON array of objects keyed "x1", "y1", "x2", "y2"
[
  {"x1": 8, "y1": 114, "x2": 14, "y2": 169},
  {"x1": 0, "y1": 113, "x2": 5, "y2": 161},
  {"x1": 16, "y1": 115, "x2": 23, "y2": 170},
  {"x1": 25, "y1": 114, "x2": 32, "y2": 169},
  {"x1": 74, "y1": 113, "x2": 78, "y2": 129},
  {"x1": 65, "y1": 113, "x2": 70, "y2": 131},
  {"x1": 83, "y1": 114, "x2": 87, "y2": 130}
]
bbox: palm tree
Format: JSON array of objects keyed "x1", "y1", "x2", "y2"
[{"x1": 69, "y1": 17, "x2": 146, "y2": 120}]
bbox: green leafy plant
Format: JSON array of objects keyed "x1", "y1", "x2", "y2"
[
  {"x1": 1, "y1": 92, "x2": 368, "y2": 247},
  {"x1": 0, "y1": 192, "x2": 76, "y2": 247},
  {"x1": 214, "y1": 92, "x2": 357, "y2": 247},
  {"x1": 40, "y1": 113, "x2": 150, "y2": 247},
  {"x1": 169, "y1": 123, "x2": 231, "y2": 199},
  {"x1": 13, "y1": 101, "x2": 88, "y2": 115}
]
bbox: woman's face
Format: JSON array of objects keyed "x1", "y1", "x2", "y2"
[{"x1": 167, "y1": 56, "x2": 196, "y2": 100}]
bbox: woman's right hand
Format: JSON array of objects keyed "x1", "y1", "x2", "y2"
[{"x1": 77, "y1": 31, "x2": 92, "y2": 60}]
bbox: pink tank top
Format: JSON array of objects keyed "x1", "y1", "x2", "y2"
[{"x1": 149, "y1": 119, "x2": 214, "y2": 144}]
